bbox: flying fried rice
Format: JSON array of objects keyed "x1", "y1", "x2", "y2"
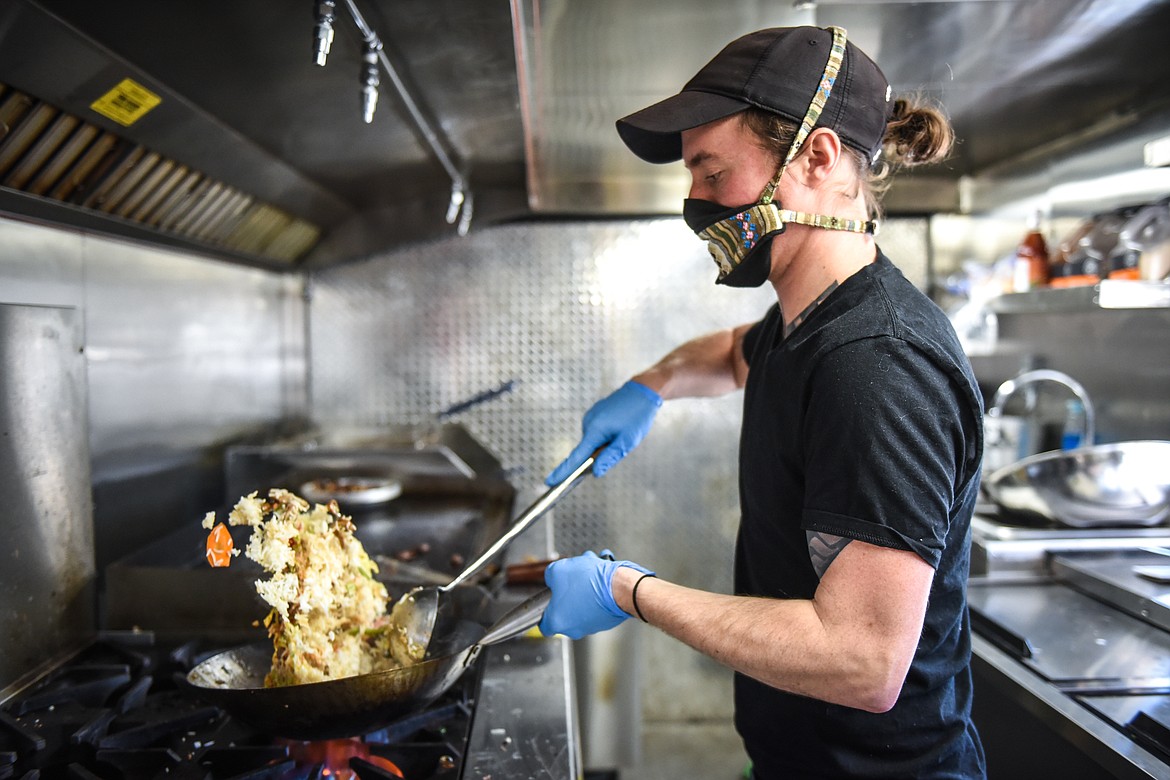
[{"x1": 202, "y1": 489, "x2": 417, "y2": 687}]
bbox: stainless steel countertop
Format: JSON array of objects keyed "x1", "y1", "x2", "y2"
[
  {"x1": 970, "y1": 514, "x2": 1170, "y2": 578},
  {"x1": 461, "y1": 485, "x2": 581, "y2": 780},
  {"x1": 969, "y1": 579, "x2": 1170, "y2": 686},
  {"x1": 972, "y1": 635, "x2": 1170, "y2": 780},
  {"x1": 1053, "y1": 549, "x2": 1170, "y2": 634},
  {"x1": 465, "y1": 633, "x2": 581, "y2": 779},
  {"x1": 969, "y1": 568, "x2": 1170, "y2": 779}
]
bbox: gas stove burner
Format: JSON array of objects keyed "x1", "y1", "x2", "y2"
[
  {"x1": 282, "y1": 738, "x2": 405, "y2": 778},
  {"x1": 0, "y1": 631, "x2": 478, "y2": 779}
]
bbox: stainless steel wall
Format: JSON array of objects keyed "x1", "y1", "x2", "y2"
[
  {"x1": 310, "y1": 217, "x2": 932, "y2": 722},
  {"x1": 0, "y1": 216, "x2": 306, "y2": 572},
  {"x1": 0, "y1": 303, "x2": 93, "y2": 694}
]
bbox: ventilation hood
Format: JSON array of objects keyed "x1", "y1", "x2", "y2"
[{"x1": 2, "y1": 0, "x2": 1169, "y2": 269}]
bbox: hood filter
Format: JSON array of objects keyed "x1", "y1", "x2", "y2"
[{"x1": 0, "y1": 81, "x2": 320, "y2": 265}]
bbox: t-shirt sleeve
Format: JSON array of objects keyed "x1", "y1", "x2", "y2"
[{"x1": 800, "y1": 336, "x2": 968, "y2": 568}]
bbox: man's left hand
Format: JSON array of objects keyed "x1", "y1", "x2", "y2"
[{"x1": 540, "y1": 550, "x2": 653, "y2": 639}]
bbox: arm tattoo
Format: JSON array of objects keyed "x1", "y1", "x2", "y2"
[
  {"x1": 807, "y1": 531, "x2": 852, "y2": 579},
  {"x1": 784, "y1": 282, "x2": 839, "y2": 338}
]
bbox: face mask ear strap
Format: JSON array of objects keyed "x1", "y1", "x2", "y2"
[
  {"x1": 759, "y1": 26, "x2": 848, "y2": 207},
  {"x1": 777, "y1": 208, "x2": 879, "y2": 235}
]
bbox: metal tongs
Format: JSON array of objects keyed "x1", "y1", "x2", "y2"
[{"x1": 389, "y1": 450, "x2": 598, "y2": 661}]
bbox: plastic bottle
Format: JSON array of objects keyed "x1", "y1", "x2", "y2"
[
  {"x1": 1012, "y1": 210, "x2": 1049, "y2": 292},
  {"x1": 1061, "y1": 399, "x2": 1086, "y2": 450}
]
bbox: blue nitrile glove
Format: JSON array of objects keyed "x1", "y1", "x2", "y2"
[
  {"x1": 546, "y1": 380, "x2": 662, "y2": 485},
  {"x1": 539, "y1": 550, "x2": 654, "y2": 639}
]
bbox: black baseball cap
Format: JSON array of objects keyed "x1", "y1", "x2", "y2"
[{"x1": 616, "y1": 26, "x2": 892, "y2": 164}]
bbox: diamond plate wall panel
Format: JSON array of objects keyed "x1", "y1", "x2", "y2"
[{"x1": 310, "y1": 217, "x2": 930, "y2": 720}]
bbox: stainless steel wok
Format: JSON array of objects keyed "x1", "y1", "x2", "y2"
[
  {"x1": 983, "y1": 440, "x2": 1170, "y2": 528},
  {"x1": 182, "y1": 587, "x2": 549, "y2": 740}
]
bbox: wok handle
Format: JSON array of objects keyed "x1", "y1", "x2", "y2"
[
  {"x1": 505, "y1": 558, "x2": 557, "y2": 585},
  {"x1": 444, "y1": 450, "x2": 599, "y2": 590},
  {"x1": 479, "y1": 589, "x2": 552, "y2": 647}
]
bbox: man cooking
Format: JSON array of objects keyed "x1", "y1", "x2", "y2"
[{"x1": 539, "y1": 26, "x2": 987, "y2": 779}]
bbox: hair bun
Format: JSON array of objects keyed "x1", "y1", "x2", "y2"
[{"x1": 882, "y1": 97, "x2": 954, "y2": 168}]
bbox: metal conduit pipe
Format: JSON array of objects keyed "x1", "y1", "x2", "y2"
[{"x1": 337, "y1": 0, "x2": 471, "y2": 233}]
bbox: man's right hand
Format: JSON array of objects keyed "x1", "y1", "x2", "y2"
[{"x1": 546, "y1": 380, "x2": 662, "y2": 484}]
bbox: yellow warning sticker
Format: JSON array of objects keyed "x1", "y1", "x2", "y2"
[{"x1": 90, "y1": 78, "x2": 162, "y2": 126}]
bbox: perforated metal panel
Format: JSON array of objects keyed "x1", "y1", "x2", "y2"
[
  {"x1": 313, "y1": 221, "x2": 752, "y2": 558},
  {"x1": 309, "y1": 217, "x2": 931, "y2": 719}
]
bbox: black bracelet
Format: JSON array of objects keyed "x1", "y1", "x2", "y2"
[{"x1": 631, "y1": 573, "x2": 656, "y2": 623}]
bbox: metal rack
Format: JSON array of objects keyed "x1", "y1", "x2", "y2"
[{"x1": 988, "y1": 280, "x2": 1170, "y2": 313}]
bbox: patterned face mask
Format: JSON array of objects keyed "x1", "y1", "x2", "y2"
[
  {"x1": 682, "y1": 197, "x2": 787, "y2": 287},
  {"x1": 684, "y1": 26, "x2": 879, "y2": 288}
]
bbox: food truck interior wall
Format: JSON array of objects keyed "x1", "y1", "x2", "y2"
[{"x1": 4, "y1": 0, "x2": 1170, "y2": 744}]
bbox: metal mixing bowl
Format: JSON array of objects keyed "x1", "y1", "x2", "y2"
[{"x1": 983, "y1": 440, "x2": 1170, "y2": 528}]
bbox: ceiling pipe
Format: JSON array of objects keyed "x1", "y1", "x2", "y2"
[{"x1": 336, "y1": 0, "x2": 471, "y2": 233}]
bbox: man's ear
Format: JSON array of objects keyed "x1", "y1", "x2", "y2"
[{"x1": 792, "y1": 128, "x2": 843, "y2": 184}]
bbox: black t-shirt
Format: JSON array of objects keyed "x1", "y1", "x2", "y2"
[{"x1": 735, "y1": 252, "x2": 987, "y2": 779}]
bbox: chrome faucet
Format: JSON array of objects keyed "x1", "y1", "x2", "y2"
[{"x1": 987, "y1": 369, "x2": 1096, "y2": 450}]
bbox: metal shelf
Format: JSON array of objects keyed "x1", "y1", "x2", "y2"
[{"x1": 988, "y1": 280, "x2": 1170, "y2": 313}]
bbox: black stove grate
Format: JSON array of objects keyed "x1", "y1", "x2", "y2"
[{"x1": 0, "y1": 632, "x2": 478, "y2": 780}]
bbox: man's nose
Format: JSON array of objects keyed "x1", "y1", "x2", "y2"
[{"x1": 687, "y1": 176, "x2": 704, "y2": 201}]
